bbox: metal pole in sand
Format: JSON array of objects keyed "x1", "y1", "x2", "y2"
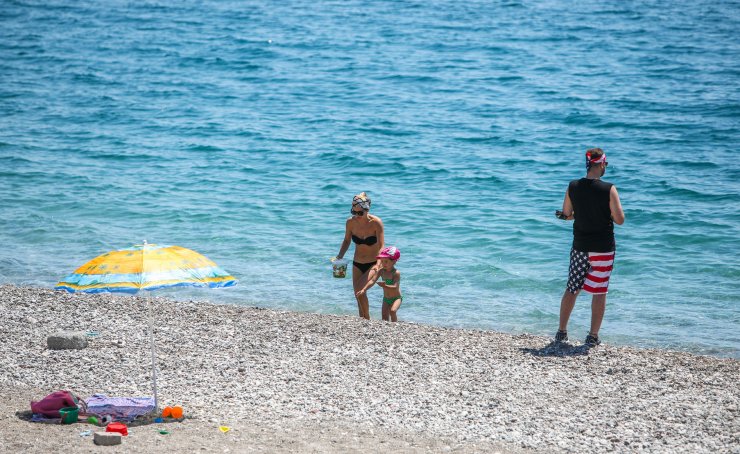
[
  {"x1": 147, "y1": 293, "x2": 159, "y2": 414},
  {"x1": 141, "y1": 239, "x2": 159, "y2": 414}
]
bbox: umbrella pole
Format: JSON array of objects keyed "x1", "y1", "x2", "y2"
[{"x1": 147, "y1": 294, "x2": 159, "y2": 414}]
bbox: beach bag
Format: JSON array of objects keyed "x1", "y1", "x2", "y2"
[{"x1": 31, "y1": 390, "x2": 86, "y2": 418}]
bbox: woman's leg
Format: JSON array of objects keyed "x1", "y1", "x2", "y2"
[
  {"x1": 352, "y1": 265, "x2": 371, "y2": 320},
  {"x1": 389, "y1": 298, "x2": 402, "y2": 322}
]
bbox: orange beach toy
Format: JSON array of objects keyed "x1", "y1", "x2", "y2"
[{"x1": 162, "y1": 405, "x2": 183, "y2": 418}]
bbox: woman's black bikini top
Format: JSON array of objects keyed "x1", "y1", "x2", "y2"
[{"x1": 352, "y1": 234, "x2": 377, "y2": 246}]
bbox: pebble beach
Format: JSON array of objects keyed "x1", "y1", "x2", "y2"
[{"x1": 1, "y1": 285, "x2": 738, "y2": 453}]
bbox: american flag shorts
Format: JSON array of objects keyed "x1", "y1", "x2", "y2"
[{"x1": 566, "y1": 249, "x2": 615, "y2": 294}]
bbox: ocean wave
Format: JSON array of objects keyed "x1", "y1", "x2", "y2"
[
  {"x1": 353, "y1": 127, "x2": 418, "y2": 137},
  {"x1": 660, "y1": 160, "x2": 719, "y2": 169},
  {"x1": 185, "y1": 144, "x2": 225, "y2": 152},
  {"x1": 453, "y1": 136, "x2": 502, "y2": 143},
  {"x1": 656, "y1": 184, "x2": 737, "y2": 202},
  {"x1": 85, "y1": 151, "x2": 164, "y2": 162}
]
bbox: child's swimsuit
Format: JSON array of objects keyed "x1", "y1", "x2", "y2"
[
  {"x1": 381, "y1": 276, "x2": 402, "y2": 305},
  {"x1": 383, "y1": 295, "x2": 402, "y2": 305}
]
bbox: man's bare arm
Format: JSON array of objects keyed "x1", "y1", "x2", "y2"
[{"x1": 610, "y1": 186, "x2": 625, "y2": 225}]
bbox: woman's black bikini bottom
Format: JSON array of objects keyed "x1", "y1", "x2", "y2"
[{"x1": 353, "y1": 261, "x2": 375, "y2": 275}]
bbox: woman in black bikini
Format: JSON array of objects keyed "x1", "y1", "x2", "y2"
[{"x1": 335, "y1": 192, "x2": 385, "y2": 319}]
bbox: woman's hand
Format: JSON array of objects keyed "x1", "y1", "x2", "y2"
[
  {"x1": 376, "y1": 281, "x2": 386, "y2": 288},
  {"x1": 355, "y1": 288, "x2": 366, "y2": 297}
]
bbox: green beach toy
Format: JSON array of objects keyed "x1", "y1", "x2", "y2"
[{"x1": 59, "y1": 407, "x2": 79, "y2": 424}]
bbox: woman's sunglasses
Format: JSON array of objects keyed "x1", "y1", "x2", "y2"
[{"x1": 351, "y1": 209, "x2": 366, "y2": 216}]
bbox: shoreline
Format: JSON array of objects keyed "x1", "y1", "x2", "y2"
[{"x1": 1, "y1": 285, "x2": 738, "y2": 453}]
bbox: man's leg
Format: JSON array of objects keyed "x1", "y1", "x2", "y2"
[
  {"x1": 560, "y1": 248, "x2": 588, "y2": 334},
  {"x1": 589, "y1": 293, "x2": 606, "y2": 336},
  {"x1": 558, "y1": 289, "x2": 579, "y2": 331}
]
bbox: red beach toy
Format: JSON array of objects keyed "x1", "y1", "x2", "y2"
[{"x1": 105, "y1": 422, "x2": 128, "y2": 436}]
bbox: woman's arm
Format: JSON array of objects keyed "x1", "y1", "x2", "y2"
[
  {"x1": 375, "y1": 216, "x2": 385, "y2": 251},
  {"x1": 373, "y1": 216, "x2": 386, "y2": 273},
  {"x1": 337, "y1": 219, "x2": 352, "y2": 259}
]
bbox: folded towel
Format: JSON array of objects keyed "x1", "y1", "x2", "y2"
[{"x1": 85, "y1": 394, "x2": 155, "y2": 422}]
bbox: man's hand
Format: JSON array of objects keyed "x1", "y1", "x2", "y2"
[{"x1": 555, "y1": 210, "x2": 568, "y2": 220}]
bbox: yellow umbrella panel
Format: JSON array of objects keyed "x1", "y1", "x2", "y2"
[{"x1": 56, "y1": 244, "x2": 237, "y2": 293}]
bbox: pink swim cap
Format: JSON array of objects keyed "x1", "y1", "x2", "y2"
[{"x1": 376, "y1": 246, "x2": 400, "y2": 261}]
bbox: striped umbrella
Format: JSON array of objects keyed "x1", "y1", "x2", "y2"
[
  {"x1": 55, "y1": 242, "x2": 237, "y2": 411},
  {"x1": 55, "y1": 242, "x2": 236, "y2": 293}
]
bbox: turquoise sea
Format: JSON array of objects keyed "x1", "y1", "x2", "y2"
[{"x1": 1, "y1": 0, "x2": 738, "y2": 358}]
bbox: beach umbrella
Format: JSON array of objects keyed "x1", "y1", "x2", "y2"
[{"x1": 55, "y1": 241, "x2": 237, "y2": 410}]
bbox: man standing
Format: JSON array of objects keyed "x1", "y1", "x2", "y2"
[{"x1": 555, "y1": 148, "x2": 625, "y2": 347}]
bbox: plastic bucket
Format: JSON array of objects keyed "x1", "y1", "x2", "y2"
[
  {"x1": 59, "y1": 407, "x2": 79, "y2": 424},
  {"x1": 332, "y1": 258, "x2": 348, "y2": 278},
  {"x1": 106, "y1": 422, "x2": 128, "y2": 436}
]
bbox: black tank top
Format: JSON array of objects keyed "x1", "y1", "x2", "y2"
[{"x1": 568, "y1": 178, "x2": 615, "y2": 252}]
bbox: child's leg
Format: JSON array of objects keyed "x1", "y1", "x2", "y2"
[
  {"x1": 389, "y1": 298, "x2": 402, "y2": 322},
  {"x1": 381, "y1": 299, "x2": 390, "y2": 321}
]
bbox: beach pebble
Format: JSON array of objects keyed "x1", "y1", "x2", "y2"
[
  {"x1": 47, "y1": 331, "x2": 88, "y2": 350},
  {"x1": 1, "y1": 285, "x2": 737, "y2": 453}
]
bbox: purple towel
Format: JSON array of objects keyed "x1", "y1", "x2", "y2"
[
  {"x1": 31, "y1": 413, "x2": 62, "y2": 424},
  {"x1": 84, "y1": 394, "x2": 155, "y2": 422}
]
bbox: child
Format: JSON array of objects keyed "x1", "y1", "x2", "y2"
[{"x1": 356, "y1": 246, "x2": 402, "y2": 322}]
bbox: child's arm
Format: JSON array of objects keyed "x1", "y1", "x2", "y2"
[{"x1": 356, "y1": 272, "x2": 381, "y2": 296}]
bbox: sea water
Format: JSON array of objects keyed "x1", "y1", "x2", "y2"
[{"x1": 1, "y1": 0, "x2": 738, "y2": 358}]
